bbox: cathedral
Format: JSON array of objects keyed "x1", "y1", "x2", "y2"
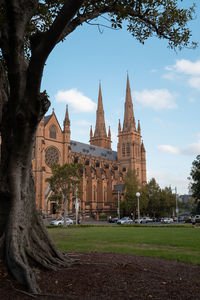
[{"x1": 32, "y1": 75, "x2": 146, "y2": 217}]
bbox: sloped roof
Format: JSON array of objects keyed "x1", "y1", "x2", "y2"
[
  {"x1": 70, "y1": 140, "x2": 117, "y2": 161},
  {"x1": 44, "y1": 115, "x2": 52, "y2": 125}
]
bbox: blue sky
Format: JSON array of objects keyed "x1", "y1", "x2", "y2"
[{"x1": 41, "y1": 3, "x2": 200, "y2": 195}]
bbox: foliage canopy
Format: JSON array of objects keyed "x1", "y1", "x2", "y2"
[{"x1": 190, "y1": 155, "x2": 200, "y2": 200}]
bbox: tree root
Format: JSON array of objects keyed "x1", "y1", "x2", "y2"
[{"x1": 5, "y1": 211, "x2": 73, "y2": 294}]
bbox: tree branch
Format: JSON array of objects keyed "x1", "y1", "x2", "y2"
[{"x1": 30, "y1": 0, "x2": 84, "y2": 66}]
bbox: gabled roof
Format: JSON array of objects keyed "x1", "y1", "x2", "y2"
[
  {"x1": 44, "y1": 115, "x2": 51, "y2": 125},
  {"x1": 70, "y1": 140, "x2": 117, "y2": 161},
  {"x1": 44, "y1": 112, "x2": 63, "y2": 132}
]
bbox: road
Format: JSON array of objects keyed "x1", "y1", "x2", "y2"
[{"x1": 45, "y1": 217, "x2": 185, "y2": 226}]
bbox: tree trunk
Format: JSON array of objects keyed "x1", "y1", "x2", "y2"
[
  {"x1": 0, "y1": 0, "x2": 85, "y2": 293},
  {"x1": 0, "y1": 97, "x2": 71, "y2": 293}
]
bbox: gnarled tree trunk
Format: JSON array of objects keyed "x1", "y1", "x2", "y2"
[
  {"x1": 0, "y1": 0, "x2": 84, "y2": 293},
  {"x1": 0, "y1": 91, "x2": 72, "y2": 293}
]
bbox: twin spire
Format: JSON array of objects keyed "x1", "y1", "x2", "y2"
[
  {"x1": 122, "y1": 74, "x2": 136, "y2": 132},
  {"x1": 63, "y1": 76, "x2": 142, "y2": 151},
  {"x1": 90, "y1": 82, "x2": 111, "y2": 150},
  {"x1": 118, "y1": 74, "x2": 141, "y2": 134},
  {"x1": 94, "y1": 82, "x2": 107, "y2": 138}
]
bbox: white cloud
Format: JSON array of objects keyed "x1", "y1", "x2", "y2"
[
  {"x1": 134, "y1": 89, "x2": 177, "y2": 110},
  {"x1": 165, "y1": 59, "x2": 200, "y2": 91},
  {"x1": 188, "y1": 77, "x2": 200, "y2": 90},
  {"x1": 171, "y1": 59, "x2": 200, "y2": 76},
  {"x1": 55, "y1": 89, "x2": 96, "y2": 113},
  {"x1": 158, "y1": 140, "x2": 200, "y2": 156},
  {"x1": 157, "y1": 145, "x2": 180, "y2": 154}
]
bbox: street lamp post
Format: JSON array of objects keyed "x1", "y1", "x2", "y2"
[
  {"x1": 117, "y1": 190, "x2": 120, "y2": 220},
  {"x1": 175, "y1": 187, "x2": 179, "y2": 222},
  {"x1": 136, "y1": 192, "x2": 140, "y2": 223},
  {"x1": 75, "y1": 184, "x2": 79, "y2": 225},
  {"x1": 170, "y1": 186, "x2": 179, "y2": 222}
]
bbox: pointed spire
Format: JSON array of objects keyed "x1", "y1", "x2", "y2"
[
  {"x1": 90, "y1": 125, "x2": 93, "y2": 139},
  {"x1": 137, "y1": 120, "x2": 141, "y2": 133},
  {"x1": 63, "y1": 105, "x2": 70, "y2": 127},
  {"x1": 123, "y1": 74, "x2": 136, "y2": 132},
  {"x1": 126, "y1": 73, "x2": 131, "y2": 103},
  {"x1": 118, "y1": 119, "x2": 121, "y2": 132},
  {"x1": 94, "y1": 82, "x2": 107, "y2": 138},
  {"x1": 108, "y1": 126, "x2": 111, "y2": 139},
  {"x1": 141, "y1": 140, "x2": 146, "y2": 152},
  {"x1": 97, "y1": 81, "x2": 103, "y2": 111}
]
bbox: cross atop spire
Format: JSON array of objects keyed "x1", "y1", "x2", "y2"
[{"x1": 123, "y1": 74, "x2": 136, "y2": 132}]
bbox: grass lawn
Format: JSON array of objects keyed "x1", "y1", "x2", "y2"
[{"x1": 48, "y1": 226, "x2": 200, "y2": 265}]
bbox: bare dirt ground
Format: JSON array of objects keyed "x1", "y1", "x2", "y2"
[{"x1": 1, "y1": 252, "x2": 200, "y2": 300}]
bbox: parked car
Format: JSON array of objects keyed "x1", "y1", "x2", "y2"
[
  {"x1": 191, "y1": 215, "x2": 200, "y2": 225},
  {"x1": 152, "y1": 217, "x2": 159, "y2": 222},
  {"x1": 50, "y1": 217, "x2": 74, "y2": 226},
  {"x1": 117, "y1": 217, "x2": 133, "y2": 225},
  {"x1": 140, "y1": 217, "x2": 152, "y2": 224},
  {"x1": 108, "y1": 217, "x2": 119, "y2": 223},
  {"x1": 161, "y1": 217, "x2": 173, "y2": 224}
]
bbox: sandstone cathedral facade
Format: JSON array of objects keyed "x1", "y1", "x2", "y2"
[{"x1": 32, "y1": 75, "x2": 147, "y2": 217}]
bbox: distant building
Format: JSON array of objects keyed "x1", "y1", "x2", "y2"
[{"x1": 32, "y1": 75, "x2": 147, "y2": 216}]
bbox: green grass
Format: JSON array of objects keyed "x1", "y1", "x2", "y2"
[{"x1": 48, "y1": 226, "x2": 200, "y2": 265}]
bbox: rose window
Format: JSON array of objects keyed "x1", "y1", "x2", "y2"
[{"x1": 45, "y1": 147, "x2": 59, "y2": 166}]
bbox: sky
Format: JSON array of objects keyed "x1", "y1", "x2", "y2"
[{"x1": 41, "y1": 2, "x2": 200, "y2": 196}]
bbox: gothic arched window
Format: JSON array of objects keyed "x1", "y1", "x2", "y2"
[
  {"x1": 93, "y1": 185, "x2": 96, "y2": 202},
  {"x1": 49, "y1": 125, "x2": 57, "y2": 139},
  {"x1": 126, "y1": 143, "x2": 130, "y2": 156},
  {"x1": 122, "y1": 143, "x2": 125, "y2": 157}
]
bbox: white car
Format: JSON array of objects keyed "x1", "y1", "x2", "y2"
[
  {"x1": 117, "y1": 217, "x2": 133, "y2": 225},
  {"x1": 162, "y1": 217, "x2": 173, "y2": 224},
  {"x1": 50, "y1": 217, "x2": 74, "y2": 225},
  {"x1": 140, "y1": 217, "x2": 152, "y2": 224}
]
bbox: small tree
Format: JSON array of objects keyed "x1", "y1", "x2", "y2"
[
  {"x1": 190, "y1": 155, "x2": 200, "y2": 201},
  {"x1": 124, "y1": 169, "x2": 140, "y2": 217},
  {"x1": 159, "y1": 186, "x2": 176, "y2": 216},
  {"x1": 46, "y1": 163, "x2": 82, "y2": 227},
  {"x1": 145, "y1": 178, "x2": 161, "y2": 217}
]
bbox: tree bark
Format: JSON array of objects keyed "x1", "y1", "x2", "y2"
[
  {"x1": 0, "y1": 91, "x2": 73, "y2": 293},
  {"x1": 0, "y1": 1, "x2": 85, "y2": 293}
]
